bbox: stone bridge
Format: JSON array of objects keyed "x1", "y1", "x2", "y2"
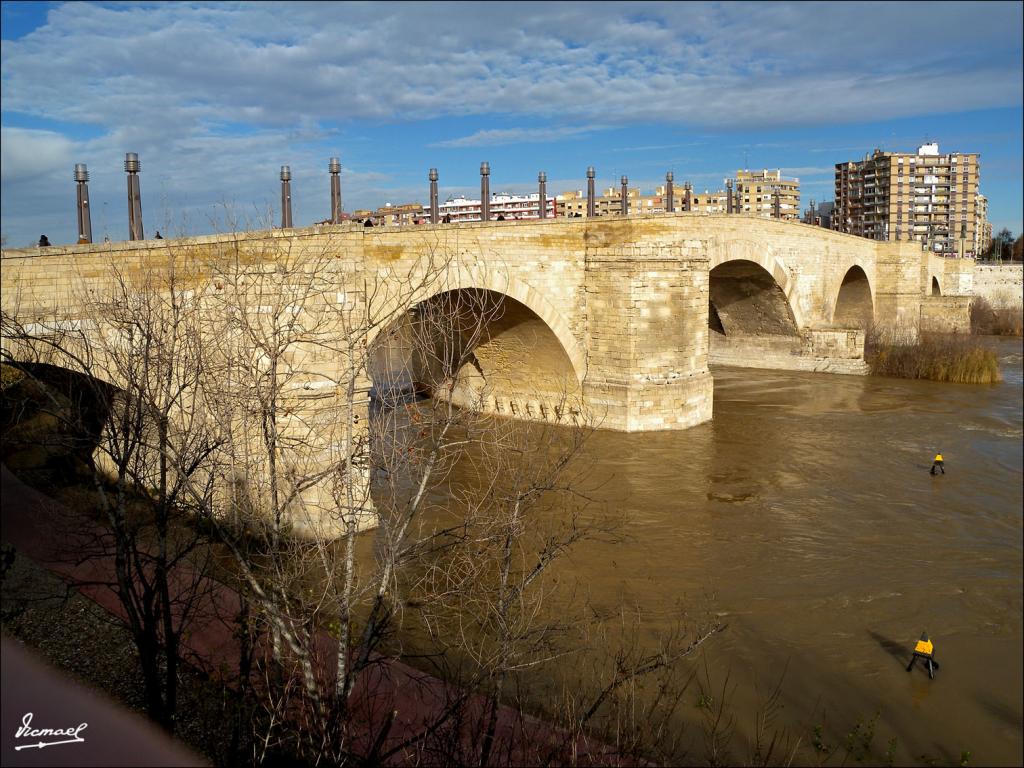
[{"x1": 2, "y1": 214, "x2": 974, "y2": 434}]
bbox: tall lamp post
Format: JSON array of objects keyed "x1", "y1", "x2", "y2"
[
  {"x1": 429, "y1": 168, "x2": 439, "y2": 223},
  {"x1": 125, "y1": 153, "x2": 144, "y2": 240},
  {"x1": 75, "y1": 164, "x2": 93, "y2": 243},
  {"x1": 280, "y1": 166, "x2": 293, "y2": 228},
  {"x1": 538, "y1": 171, "x2": 547, "y2": 219},
  {"x1": 586, "y1": 166, "x2": 596, "y2": 217},
  {"x1": 480, "y1": 162, "x2": 491, "y2": 221},
  {"x1": 329, "y1": 157, "x2": 342, "y2": 224}
]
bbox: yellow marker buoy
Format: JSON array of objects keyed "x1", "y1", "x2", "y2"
[
  {"x1": 907, "y1": 631, "x2": 939, "y2": 679},
  {"x1": 930, "y1": 453, "x2": 945, "y2": 475}
]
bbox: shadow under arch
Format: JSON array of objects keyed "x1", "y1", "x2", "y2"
[
  {"x1": 707, "y1": 258, "x2": 803, "y2": 368},
  {"x1": 931, "y1": 276, "x2": 942, "y2": 296},
  {"x1": 369, "y1": 270, "x2": 586, "y2": 388},
  {"x1": 369, "y1": 287, "x2": 582, "y2": 422},
  {"x1": 708, "y1": 247, "x2": 805, "y2": 329},
  {"x1": 0, "y1": 360, "x2": 117, "y2": 479},
  {"x1": 708, "y1": 259, "x2": 800, "y2": 339},
  {"x1": 833, "y1": 264, "x2": 875, "y2": 327}
]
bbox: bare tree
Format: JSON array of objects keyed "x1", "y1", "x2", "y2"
[
  {"x1": 3, "y1": 228, "x2": 723, "y2": 765},
  {"x1": 1, "y1": 250, "x2": 224, "y2": 734}
]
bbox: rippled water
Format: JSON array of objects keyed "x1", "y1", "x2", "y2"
[
  {"x1": 558, "y1": 337, "x2": 1024, "y2": 765},
  {"x1": 393, "y1": 337, "x2": 1023, "y2": 764}
]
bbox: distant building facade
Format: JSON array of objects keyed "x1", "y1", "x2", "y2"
[
  {"x1": 688, "y1": 189, "x2": 731, "y2": 214},
  {"x1": 559, "y1": 186, "x2": 673, "y2": 217},
  {"x1": 352, "y1": 202, "x2": 426, "y2": 226},
  {"x1": 833, "y1": 142, "x2": 984, "y2": 256},
  {"x1": 976, "y1": 194, "x2": 992, "y2": 254},
  {"x1": 436, "y1": 192, "x2": 557, "y2": 223},
  {"x1": 804, "y1": 200, "x2": 835, "y2": 229},
  {"x1": 355, "y1": 170, "x2": 800, "y2": 226},
  {"x1": 734, "y1": 169, "x2": 801, "y2": 220}
]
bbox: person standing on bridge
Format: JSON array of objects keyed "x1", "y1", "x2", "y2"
[
  {"x1": 38, "y1": 234, "x2": 50, "y2": 247},
  {"x1": 930, "y1": 452, "x2": 945, "y2": 475}
]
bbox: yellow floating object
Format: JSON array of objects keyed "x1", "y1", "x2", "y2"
[
  {"x1": 914, "y1": 639, "x2": 934, "y2": 655},
  {"x1": 934, "y1": 454, "x2": 943, "y2": 462}
]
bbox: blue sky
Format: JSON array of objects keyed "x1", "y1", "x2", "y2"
[{"x1": 2, "y1": 1, "x2": 1021, "y2": 246}]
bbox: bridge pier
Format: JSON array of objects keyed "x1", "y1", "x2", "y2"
[
  {"x1": 582, "y1": 242, "x2": 714, "y2": 431},
  {"x1": 875, "y1": 241, "x2": 928, "y2": 331}
]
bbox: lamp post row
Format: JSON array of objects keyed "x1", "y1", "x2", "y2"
[{"x1": 71, "y1": 156, "x2": 701, "y2": 243}]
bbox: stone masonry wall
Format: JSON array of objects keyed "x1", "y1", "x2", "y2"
[
  {"x1": 973, "y1": 264, "x2": 1023, "y2": 308},
  {"x1": 2, "y1": 214, "x2": 962, "y2": 435},
  {"x1": 919, "y1": 296, "x2": 973, "y2": 333}
]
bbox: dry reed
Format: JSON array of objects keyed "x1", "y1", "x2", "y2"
[
  {"x1": 970, "y1": 296, "x2": 1023, "y2": 337},
  {"x1": 865, "y1": 326, "x2": 1001, "y2": 384}
]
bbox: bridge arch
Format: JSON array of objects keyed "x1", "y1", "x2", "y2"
[
  {"x1": 0, "y1": 359, "x2": 120, "y2": 476},
  {"x1": 387, "y1": 270, "x2": 587, "y2": 385},
  {"x1": 368, "y1": 272, "x2": 584, "y2": 420},
  {"x1": 832, "y1": 264, "x2": 875, "y2": 327},
  {"x1": 708, "y1": 245, "x2": 805, "y2": 329},
  {"x1": 707, "y1": 258, "x2": 800, "y2": 339},
  {"x1": 931, "y1": 276, "x2": 942, "y2": 296}
]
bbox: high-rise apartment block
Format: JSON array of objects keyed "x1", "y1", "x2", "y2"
[{"x1": 834, "y1": 143, "x2": 985, "y2": 256}]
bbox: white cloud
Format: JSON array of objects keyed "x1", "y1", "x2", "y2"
[
  {"x1": 432, "y1": 126, "x2": 599, "y2": 148},
  {"x1": 2, "y1": 2, "x2": 1020, "y2": 132},
  {"x1": 0, "y1": 127, "x2": 76, "y2": 181},
  {"x1": 1, "y1": 1, "x2": 1021, "y2": 243}
]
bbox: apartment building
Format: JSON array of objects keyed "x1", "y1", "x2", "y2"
[
  {"x1": 688, "y1": 189, "x2": 731, "y2": 214},
  {"x1": 599, "y1": 186, "x2": 652, "y2": 216},
  {"x1": 834, "y1": 143, "x2": 984, "y2": 256},
  {"x1": 560, "y1": 186, "x2": 674, "y2": 216},
  {"x1": 734, "y1": 169, "x2": 801, "y2": 220},
  {"x1": 378, "y1": 202, "x2": 426, "y2": 226},
  {"x1": 436, "y1": 192, "x2": 557, "y2": 222}
]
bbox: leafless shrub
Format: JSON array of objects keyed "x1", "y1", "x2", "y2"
[{"x1": 970, "y1": 296, "x2": 1023, "y2": 337}]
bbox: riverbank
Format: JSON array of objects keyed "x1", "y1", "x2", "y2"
[{"x1": 0, "y1": 467, "x2": 244, "y2": 765}]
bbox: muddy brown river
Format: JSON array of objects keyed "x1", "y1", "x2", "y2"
[
  {"x1": 385, "y1": 336, "x2": 1022, "y2": 765},
  {"x1": 573, "y1": 337, "x2": 1022, "y2": 764}
]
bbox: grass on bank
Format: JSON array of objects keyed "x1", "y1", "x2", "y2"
[
  {"x1": 970, "y1": 296, "x2": 1023, "y2": 337},
  {"x1": 865, "y1": 327, "x2": 1001, "y2": 384}
]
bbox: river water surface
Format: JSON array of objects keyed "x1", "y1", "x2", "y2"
[
  {"x1": 568, "y1": 337, "x2": 1022, "y2": 765},
  {"x1": 394, "y1": 337, "x2": 1023, "y2": 765}
]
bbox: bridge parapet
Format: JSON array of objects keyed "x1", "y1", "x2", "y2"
[{"x1": 3, "y1": 214, "x2": 971, "y2": 436}]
